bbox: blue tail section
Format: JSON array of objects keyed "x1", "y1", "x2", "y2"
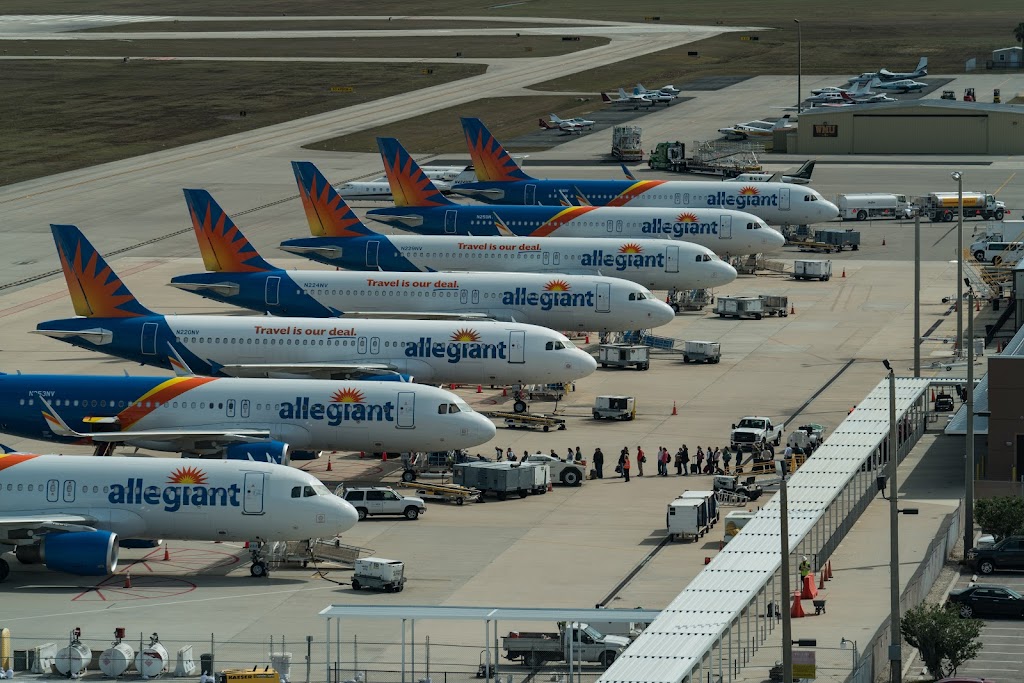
[
  {"x1": 182, "y1": 189, "x2": 277, "y2": 273},
  {"x1": 460, "y1": 117, "x2": 532, "y2": 182},
  {"x1": 291, "y1": 161, "x2": 377, "y2": 238},
  {"x1": 376, "y1": 138, "x2": 452, "y2": 207}
]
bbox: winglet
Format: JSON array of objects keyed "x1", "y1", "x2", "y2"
[
  {"x1": 50, "y1": 224, "x2": 154, "y2": 319},
  {"x1": 491, "y1": 212, "x2": 515, "y2": 237},
  {"x1": 167, "y1": 343, "x2": 196, "y2": 377},
  {"x1": 290, "y1": 161, "x2": 376, "y2": 238},
  {"x1": 182, "y1": 190, "x2": 276, "y2": 273},
  {"x1": 376, "y1": 138, "x2": 452, "y2": 207},
  {"x1": 38, "y1": 395, "x2": 85, "y2": 439},
  {"x1": 572, "y1": 186, "x2": 593, "y2": 207},
  {"x1": 459, "y1": 117, "x2": 532, "y2": 182},
  {"x1": 620, "y1": 163, "x2": 636, "y2": 181}
]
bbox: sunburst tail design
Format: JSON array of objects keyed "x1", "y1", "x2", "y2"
[
  {"x1": 50, "y1": 225, "x2": 154, "y2": 318},
  {"x1": 182, "y1": 189, "x2": 275, "y2": 273},
  {"x1": 291, "y1": 161, "x2": 375, "y2": 238},
  {"x1": 460, "y1": 117, "x2": 532, "y2": 182},
  {"x1": 376, "y1": 138, "x2": 451, "y2": 208}
]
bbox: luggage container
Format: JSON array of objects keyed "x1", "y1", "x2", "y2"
[
  {"x1": 453, "y1": 461, "x2": 538, "y2": 500},
  {"x1": 793, "y1": 260, "x2": 832, "y2": 281},
  {"x1": 682, "y1": 340, "x2": 721, "y2": 364},
  {"x1": 352, "y1": 557, "x2": 406, "y2": 592},
  {"x1": 714, "y1": 295, "x2": 764, "y2": 320},
  {"x1": 758, "y1": 295, "x2": 789, "y2": 317},
  {"x1": 666, "y1": 497, "x2": 709, "y2": 541},
  {"x1": 814, "y1": 229, "x2": 861, "y2": 251},
  {"x1": 679, "y1": 489, "x2": 720, "y2": 526},
  {"x1": 597, "y1": 344, "x2": 650, "y2": 370},
  {"x1": 593, "y1": 395, "x2": 636, "y2": 420}
]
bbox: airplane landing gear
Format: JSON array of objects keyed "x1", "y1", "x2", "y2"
[
  {"x1": 248, "y1": 539, "x2": 270, "y2": 578},
  {"x1": 250, "y1": 561, "x2": 269, "y2": 578},
  {"x1": 0, "y1": 557, "x2": 9, "y2": 582}
]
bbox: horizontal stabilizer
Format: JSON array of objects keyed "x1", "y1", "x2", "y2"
[{"x1": 30, "y1": 327, "x2": 113, "y2": 344}]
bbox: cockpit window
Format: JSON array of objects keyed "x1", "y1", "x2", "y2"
[
  {"x1": 703, "y1": 255, "x2": 712, "y2": 262},
  {"x1": 629, "y1": 292, "x2": 647, "y2": 301},
  {"x1": 453, "y1": 399, "x2": 473, "y2": 413},
  {"x1": 448, "y1": 403, "x2": 461, "y2": 414},
  {"x1": 313, "y1": 484, "x2": 330, "y2": 496},
  {"x1": 438, "y1": 404, "x2": 448, "y2": 414},
  {"x1": 304, "y1": 485, "x2": 316, "y2": 497},
  {"x1": 804, "y1": 195, "x2": 817, "y2": 202}
]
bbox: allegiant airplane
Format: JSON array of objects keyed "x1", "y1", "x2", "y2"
[
  {"x1": 365, "y1": 137, "x2": 786, "y2": 257},
  {"x1": 34, "y1": 224, "x2": 596, "y2": 387},
  {"x1": 448, "y1": 117, "x2": 840, "y2": 225},
  {"x1": 169, "y1": 190, "x2": 676, "y2": 333},
  {"x1": 281, "y1": 161, "x2": 737, "y2": 291},
  {"x1": 0, "y1": 454, "x2": 358, "y2": 582}
]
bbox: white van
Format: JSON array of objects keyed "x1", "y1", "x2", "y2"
[{"x1": 970, "y1": 240, "x2": 1024, "y2": 265}]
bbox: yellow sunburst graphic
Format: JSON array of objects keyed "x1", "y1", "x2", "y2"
[
  {"x1": 738, "y1": 186, "x2": 760, "y2": 196},
  {"x1": 544, "y1": 279, "x2": 571, "y2": 292},
  {"x1": 331, "y1": 387, "x2": 365, "y2": 404},
  {"x1": 677, "y1": 212, "x2": 699, "y2": 223},
  {"x1": 450, "y1": 328, "x2": 481, "y2": 342},
  {"x1": 618, "y1": 243, "x2": 643, "y2": 254},
  {"x1": 167, "y1": 466, "x2": 208, "y2": 485}
]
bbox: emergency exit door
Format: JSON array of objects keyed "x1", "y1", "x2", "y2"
[
  {"x1": 595, "y1": 282, "x2": 611, "y2": 312},
  {"x1": 444, "y1": 210, "x2": 457, "y2": 234},
  {"x1": 719, "y1": 215, "x2": 733, "y2": 239},
  {"x1": 265, "y1": 277, "x2": 280, "y2": 306},
  {"x1": 778, "y1": 187, "x2": 791, "y2": 211},
  {"x1": 508, "y1": 330, "x2": 525, "y2": 363},
  {"x1": 243, "y1": 472, "x2": 265, "y2": 515},
  {"x1": 396, "y1": 391, "x2": 415, "y2": 428},
  {"x1": 665, "y1": 245, "x2": 679, "y2": 273},
  {"x1": 525, "y1": 185, "x2": 536, "y2": 205}
]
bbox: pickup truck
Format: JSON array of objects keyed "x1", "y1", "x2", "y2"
[
  {"x1": 503, "y1": 623, "x2": 629, "y2": 668},
  {"x1": 730, "y1": 416, "x2": 783, "y2": 452}
]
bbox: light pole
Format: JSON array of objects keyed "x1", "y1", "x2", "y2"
[
  {"x1": 964, "y1": 278, "x2": 975, "y2": 554},
  {"x1": 951, "y1": 171, "x2": 964, "y2": 357},
  {"x1": 914, "y1": 214, "x2": 921, "y2": 377},
  {"x1": 794, "y1": 20, "x2": 802, "y2": 113},
  {"x1": 840, "y1": 638, "x2": 858, "y2": 676},
  {"x1": 883, "y1": 359, "x2": 902, "y2": 683},
  {"x1": 780, "y1": 473, "x2": 793, "y2": 683}
]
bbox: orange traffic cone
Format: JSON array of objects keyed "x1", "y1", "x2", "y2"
[
  {"x1": 163, "y1": 545, "x2": 170, "y2": 561},
  {"x1": 124, "y1": 572, "x2": 132, "y2": 589},
  {"x1": 381, "y1": 452, "x2": 388, "y2": 462},
  {"x1": 790, "y1": 303, "x2": 796, "y2": 315},
  {"x1": 827, "y1": 561, "x2": 833, "y2": 579},
  {"x1": 477, "y1": 385, "x2": 482, "y2": 393},
  {"x1": 244, "y1": 541, "x2": 250, "y2": 549},
  {"x1": 819, "y1": 571, "x2": 826, "y2": 591},
  {"x1": 585, "y1": 335, "x2": 590, "y2": 344},
  {"x1": 790, "y1": 592, "x2": 805, "y2": 618},
  {"x1": 449, "y1": 384, "x2": 456, "y2": 390},
  {"x1": 326, "y1": 458, "x2": 333, "y2": 472},
  {"x1": 976, "y1": 299, "x2": 981, "y2": 311},
  {"x1": 671, "y1": 401, "x2": 678, "y2": 416},
  {"x1": 841, "y1": 268, "x2": 846, "y2": 278},
  {"x1": 502, "y1": 387, "x2": 508, "y2": 397},
  {"x1": 801, "y1": 574, "x2": 818, "y2": 599}
]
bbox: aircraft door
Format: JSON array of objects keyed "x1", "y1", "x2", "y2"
[
  {"x1": 616, "y1": 220, "x2": 623, "y2": 233},
  {"x1": 674, "y1": 192, "x2": 682, "y2": 205},
  {"x1": 525, "y1": 184, "x2": 536, "y2": 205},
  {"x1": 683, "y1": 193, "x2": 691, "y2": 203},
  {"x1": 596, "y1": 282, "x2": 611, "y2": 312},
  {"x1": 552, "y1": 252, "x2": 560, "y2": 266},
  {"x1": 719, "y1": 215, "x2": 733, "y2": 239},
  {"x1": 265, "y1": 276, "x2": 280, "y2": 305},
  {"x1": 366, "y1": 241, "x2": 380, "y2": 268},
  {"x1": 370, "y1": 337, "x2": 380, "y2": 355},
  {"x1": 460, "y1": 289, "x2": 468, "y2": 305},
  {"x1": 472, "y1": 290, "x2": 480, "y2": 305},
  {"x1": 226, "y1": 399, "x2": 236, "y2": 418},
  {"x1": 606, "y1": 220, "x2": 614, "y2": 233},
  {"x1": 47, "y1": 479, "x2": 59, "y2": 503},
  {"x1": 357, "y1": 337, "x2": 367, "y2": 354},
  {"x1": 141, "y1": 322, "x2": 158, "y2": 356},
  {"x1": 396, "y1": 391, "x2": 415, "y2": 428},
  {"x1": 63, "y1": 479, "x2": 76, "y2": 503},
  {"x1": 242, "y1": 472, "x2": 265, "y2": 515},
  {"x1": 543, "y1": 251, "x2": 550, "y2": 266},
  {"x1": 241, "y1": 399, "x2": 250, "y2": 418},
  {"x1": 665, "y1": 245, "x2": 679, "y2": 273},
  {"x1": 509, "y1": 330, "x2": 525, "y2": 364},
  {"x1": 444, "y1": 210, "x2": 457, "y2": 234},
  {"x1": 778, "y1": 187, "x2": 791, "y2": 211}
]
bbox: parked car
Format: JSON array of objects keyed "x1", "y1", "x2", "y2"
[
  {"x1": 934, "y1": 393, "x2": 955, "y2": 412},
  {"x1": 946, "y1": 584, "x2": 1024, "y2": 618},
  {"x1": 337, "y1": 486, "x2": 426, "y2": 520},
  {"x1": 967, "y1": 536, "x2": 1024, "y2": 574}
]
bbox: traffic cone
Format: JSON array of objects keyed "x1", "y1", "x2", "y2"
[
  {"x1": 827, "y1": 561, "x2": 833, "y2": 580},
  {"x1": 790, "y1": 592, "x2": 805, "y2": 618},
  {"x1": 244, "y1": 541, "x2": 250, "y2": 549},
  {"x1": 381, "y1": 452, "x2": 388, "y2": 462},
  {"x1": 819, "y1": 571, "x2": 826, "y2": 590},
  {"x1": 931, "y1": 389, "x2": 936, "y2": 401},
  {"x1": 882, "y1": 237, "x2": 886, "y2": 246},
  {"x1": 585, "y1": 335, "x2": 590, "y2": 344},
  {"x1": 477, "y1": 385, "x2": 482, "y2": 393},
  {"x1": 671, "y1": 401, "x2": 678, "y2": 416},
  {"x1": 449, "y1": 384, "x2": 456, "y2": 390},
  {"x1": 359, "y1": 451, "x2": 365, "y2": 459},
  {"x1": 842, "y1": 268, "x2": 846, "y2": 278},
  {"x1": 124, "y1": 572, "x2": 132, "y2": 589},
  {"x1": 801, "y1": 574, "x2": 817, "y2": 599},
  {"x1": 163, "y1": 545, "x2": 170, "y2": 561},
  {"x1": 326, "y1": 458, "x2": 333, "y2": 472},
  {"x1": 790, "y1": 303, "x2": 796, "y2": 315},
  {"x1": 502, "y1": 387, "x2": 508, "y2": 397}
]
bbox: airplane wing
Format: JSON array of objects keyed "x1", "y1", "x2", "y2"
[{"x1": 0, "y1": 515, "x2": 99, "y2": 536}]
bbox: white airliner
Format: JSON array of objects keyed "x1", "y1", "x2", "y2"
[{"x1": 0, "y1": 454, "x2": 359, "y2": 581}]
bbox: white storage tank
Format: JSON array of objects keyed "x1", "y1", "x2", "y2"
[
  {"x1": 136, "y1": 635, "x2": 169, "y2": 678},
  {"x1": 55, "y1": 641, "x2": 91, "y2": 677},
  {"x1": 100, "y1": 642, "x2": 136, "y2": 677}
]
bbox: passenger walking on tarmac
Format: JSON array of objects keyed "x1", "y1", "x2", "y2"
[
  {"x1": 674, "y1": 447, "x2": 685, "y2": 476},
  {"x1": 567, "y1": 447, "x2": 575, "y2": 462},
  {"x1": 682, "y1": 445, "x2": 690, "y2": 475},
  {"x1": 695, "y1": 447, "x2": 705, "y2": 474},
  {"x1": 799, "y1": 556, "x2": 811, "y2": 579},
  {"x1": 495, "y1": 446, "x2": 503, "y2": 461},
  {"x1": 662, "y1": 447, "x2": 671, "y2": 476},
  {"x1": 622, "y1": 450, "x2": 631, "y2": 482},
  {"x1": 617, "y1": 448, "x2": 628, "y2": 478},
  {"x1": 760, "y1": 442, "x2": 772, "y2": 464},
  {"x1": 722, "y1": 447, "x2": 732, "y2": 474},
  {"x1": 506, "y1": 447, "x2": 514, "y2": 462},
  {"x1": 593, "y1": 447, "x2": 605, "y2": 478},
  {"x1": 636, "y1": 446, "x2": 646, "y2": 476},
  {"x1": 575, "y1": 446, "x2": 583, "y2": 462}
]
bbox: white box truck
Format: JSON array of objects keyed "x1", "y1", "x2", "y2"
[
  {"x1": 837, "y1": 193, "x2": 912, "y2": 221},
  {"x1": 972, "y1": 220, "x2": 1024, "y2": 244},
  {"x1": 611, "y1": 126, "x2": 643, "y2": 162},
  {"x1": 352, "y1": 557, "x2": 406, "y2": 592},
  {"x1": 714, "y1": 295, "x2": 764, "y2": 320},
  {"x1": 793, "y1": 259, "x2": 833, "y2": 281},
  {"x1": 680, "y1": 490, "x2": 720, "y2": 526},
  {"x1": 666, "y1": 497, "x2": 709, "y2": 541}
]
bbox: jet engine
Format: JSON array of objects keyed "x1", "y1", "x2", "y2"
[
  {"x1": 224, "y1": 440, "x2": 289, "y2": 464},
  {"x1": 16, "y1": 530, "x2": 118, "y2": 575}
]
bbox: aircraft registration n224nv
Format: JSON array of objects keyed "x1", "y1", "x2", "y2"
[
  {"x1": 34, "y1": 224, "x2": 596, "y2": 387},
  {"x1": 281, "y1": 161, "x2": 736, "y2": 291},
  {"x1": 365, "y1": 137, "x2": 785, "y2": 257},
  {"x1": 169, "y1": 190, "x2": 675, "y2": 333},
  {"x1": 448, "y1": 117, "x2": 839, "y2": 225},
  {"x1": 0, "y1": 454, "x2": 359, "y2": 581}
]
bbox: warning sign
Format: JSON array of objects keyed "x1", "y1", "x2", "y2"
[{"x1": 793, "y1": 651, "x2": 816, "y2": 679}]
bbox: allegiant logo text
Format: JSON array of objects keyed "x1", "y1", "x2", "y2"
[
  {"x1": 641, "y1": 218, "x2": 719, "y2": 237},
  {"x1": 501, "y1": 288, "x2": 595, "y2": 310},
  {"x1": 278, "y1": 395, "x2": 395, "y2": 424},
  {"x1": 107, "y1": 478, "x2": 241, "y2": 513},
  {"x1": 705, "y1": 191, "x2": 779, "y2": 210},
  {"x1": 579, "y1": 249, "x2": 665, "y2": 271},
  {"x1": 406, "y1": 337, "x2": 508, "y2": 363}
]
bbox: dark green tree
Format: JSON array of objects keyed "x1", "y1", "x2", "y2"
[
  {"x1": 974, "y1": 496, "x2": 1024, "y2": 541},
  {"x1": 901, "y1": 602, "x2": 982, "y2": 679},
  {"x1": 1015, "y1": 22, "x2": 1024, "y2": 55}
]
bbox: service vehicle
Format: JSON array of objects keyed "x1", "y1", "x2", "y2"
[
  {"x1": 351, "y1": 557, "x2": 406, "y2": 592},
  {"x1": 611, "y1": 125, "x2": 643, "y2": 161},
  {"x1": 667, "y1": 497, "x2": 710, "y2": 541},
  {"x1": 723, "y1": 510, "x2": 757, "y2": 544},
  {"x1": 453, "y1": 461, "x2": 546, "y2": 500},
  {"x1": 597, "y1": 343, "x2": 651, "y2": 370},
  {"x1": 946, "y1": 584, "x2": 1024, "y2": 618},
  {"x1": 679, "y1": 489, "x2": 720, "y2": 525},
  {"x1": 713, "y1": 475, "x2": 764, "y2": 501},
  {"x1": 584, "y1": 620, "x2": 649, "y2": 640},
  {"x1": 521, "y1": 452, "x2": 586, "y2": 486},
  {"x1": 787, "y1": 423, "x2": 825, "y2": 452},
  {"x1": 836, "y1": 193, "x2": 912, "y2": 221},
  {"x1": 503, "y1": 623, "x2": 629, "y2": 668},
  {"x1": 793, "y1": 260, "x2": 833, "y2": 281},
  {"x1": 487, "y1": 410, "x2": 567, "y2": 432},
  {"x1": 593, "y1": 395, "x2": 636, "y2": 421},
  {"x1": 815, "y1": 228, "x2": 861, "y2": 251},
  {"x1": 971, "y1": 219, "x2": 1024, "y2": 245},
  {"x1": 970, "y1": 240, "x2": 1024, "y2": 265},
  {"x1": 940, "y1": 90, "x2": 956, "y2": 100},
  {"x1": 682, "y1": 340, "x2": 721, "y2": 364},
  {"x1": 730, "y1": 416, "x2": 784, "y2": 451},
  {"x1": 648, "y1": 141, "x2": 762, "y2": 177},
  {"x1": 916, "y1": 191, "x2": 1006, "y2": 222},
  {"x1": 337, "y1": 486, "x2": 426, "y2": 521},
  {"x1": 758, "y1": 294, "x2": 789, "y2": 317},
  {"x1": 966, "y1": 535, "x2": 1024, "y2": 574},
  {"x1": 399, "y1": 481, "x2": 482, "y2": 506},
  {"x1": 715, "y1": 295, "x2": 765, "y2": 320}
]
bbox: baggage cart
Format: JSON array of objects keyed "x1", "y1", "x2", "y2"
[
  {"x1": 593, "y1": 395, "x2": 636, "y2": 420},
  {"x1": 398, "y1": 480, "x2": 482, "y2": 505},
  {"x1": 667, "y1": 288, "x2": 712, "y2": 312},
  {"x1": 351, "y1": 557, "x2": 406, "y2": 592},
  {"x1": 793, "y1": 259, "x2": 832, "y2": 281},
  {"x1": 682, "y1": 340, "x2": 721, "y2": 364},
  {"x1": 714, "y1": 295, "x2": 764, "y2": 320},
  {"x1": 666, "y1": 498, "x2": 709, "y2": 541},
  {"x1": 597, "y1": 344, "x2": 650, "y2": 370},
  {"x1": 814, "y1": 228, "x2": 861, "y2": 251},
  {"x1": 758, "y1": 295, "x2": 789, "y2": 317},
  {"x1": 481, "y1": 410, "x2": 567, "y2": 432},
  {"x1": 453, "y1": 461, "x2": 542, "y2": 500}
]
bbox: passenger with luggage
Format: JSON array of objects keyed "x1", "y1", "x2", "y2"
[{"x1": 593, "y1": 447, "x2": 605, "y2": 478}]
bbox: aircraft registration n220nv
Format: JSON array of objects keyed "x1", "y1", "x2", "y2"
[
  {"x1": 0, "y1": 454, "x2": 359, "y2": 581},
  {"x1": 35, "y1": 224, "x2": 596, "y2": 386},
  {"x1": 448, "y1": 118, "x2": 839, "y2": 225},
  {"x1": 366, "y1": 137, "x2": 785, "y2": 257},
  {"x1": 281, "y1": 161, "x2": 737, "y2": 291},
  {"x1": 0, "y1": 369, "x2": 495, "y2": 459},
  {"x1": 169, "y1": 190, "x2": 675, "y2": 332}
]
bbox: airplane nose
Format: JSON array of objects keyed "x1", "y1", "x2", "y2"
[
  {"x1": 822, "y1": 200, "x2": 840, "y2": 220},
  {"x1": 766, "y1": 227, "x2": 786, "y2": 250},
  {"x1": 717, "y1": 261, "x2": 739, "y2": 286},
  {"x1": 334, "y1": 497, "x2": 360, "y2": 532},
  {"x1": 648, "y1": 301, "x2": 676, "y2": 328},
  {"x1": 575, "y1": 351, "x2": 598, "y2": 377},
  {"x1": 471, "y1": 413, "x2": 497, "y2": 444}
]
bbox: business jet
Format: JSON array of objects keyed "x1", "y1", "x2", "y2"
[
  {"x1": 283, "y1": 161, "x2": 736, "y2": 290},
  {"x1": 169, "y1": 191, "x2": 675, "y2": 332},
  {"x1": 870, "y1": 78, "x2": 927, "y2": 93},
  {"x1": 878, "y1": 57, "x2": 928, "y2": 81},
  {"x1": 452, "y1": 118, "x2": 839, "y2": 225},
  {"x1": 725, "y1": 160, "x2": 815, "y2": 186},
  {"x1": 366, "y1": 138, "x2": 784, "y2": 254},
  {"x1": 0, "y1": 454, "x2": 360, "y2": 582},
  {"x1": 718, "y1": 116, "x2": 792, "y2": 140},
  {"x1": 36, "y1": 223, "x2": 596, "y2": 386},
  {"x1": 601, "y1": 89, "x2": 656, "y2": 109},
  {"x1": 633, "y1": 84, "x2": 674, "y2": 105}
]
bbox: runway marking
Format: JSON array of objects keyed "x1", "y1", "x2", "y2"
[{"x1": 994, "y1": 172, "x2": 1017, "y2": 196}]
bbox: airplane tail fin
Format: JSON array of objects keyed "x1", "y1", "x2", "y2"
[
  {"x1": 50, "y1": 224, "x2": 155, "y2": 319},
  {"x1": 183, "y1": 189, "x2": 277, "y2": 273},
  {"x1": 840, "y1": 91, "x2": 856, "y2": 102},
  {"x1": 916, "y1": 57, "x2": 928, "y2": 74},
  {"x1": 539, "y1": 117, "x2": 555, "y2": 130},
  {"x1": 376, "y1": 137, "x2": 453, "y2": 207},
  {"x1": 491, "y1": 212, "x2": 516, "y2": 237},
  {"x1": 549, "y1": 113, "x2": 563, "y2": 124},
  {"x1": 459, "y1": 117, "x2": 533, "y2": 182},
  {"x1": 791, "y1": 160, "x2": 816, "y2": 181},
  {"x1": 291, "y1": 161, "x2": 376, "y2": 238},
  {"x1": 773, "y1": 114, "x2": 792, "y2": 129},
  {"x1": 601, "y1": 92, "x2": 612, "y2": 103},
  {"x1": 620, "y1": 163, "x2": 636, "y2": 181},
  {"x1": 618, "y1": 87, "x2": 629, "y2": 99}
]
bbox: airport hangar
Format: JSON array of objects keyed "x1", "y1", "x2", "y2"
[{"x1": 782, "y1": 100, "x2": 1024, "y2": 155}]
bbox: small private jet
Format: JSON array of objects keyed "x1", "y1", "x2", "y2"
[
  {"x1": 601, "y1": 88, "x2": 656, "y2": 109},
  {"x1": 718, "y1": 115, "x2": 793, "y2": 140},
  {"x1": 539, "y1": 113, "x2": 596, "y2": 134},
  {"x1": 870, "y1": 78, "x2": 927, "y2": 93},
  {"x1": 846, "y1": 57, "x2": 928, "y2": 85}
]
